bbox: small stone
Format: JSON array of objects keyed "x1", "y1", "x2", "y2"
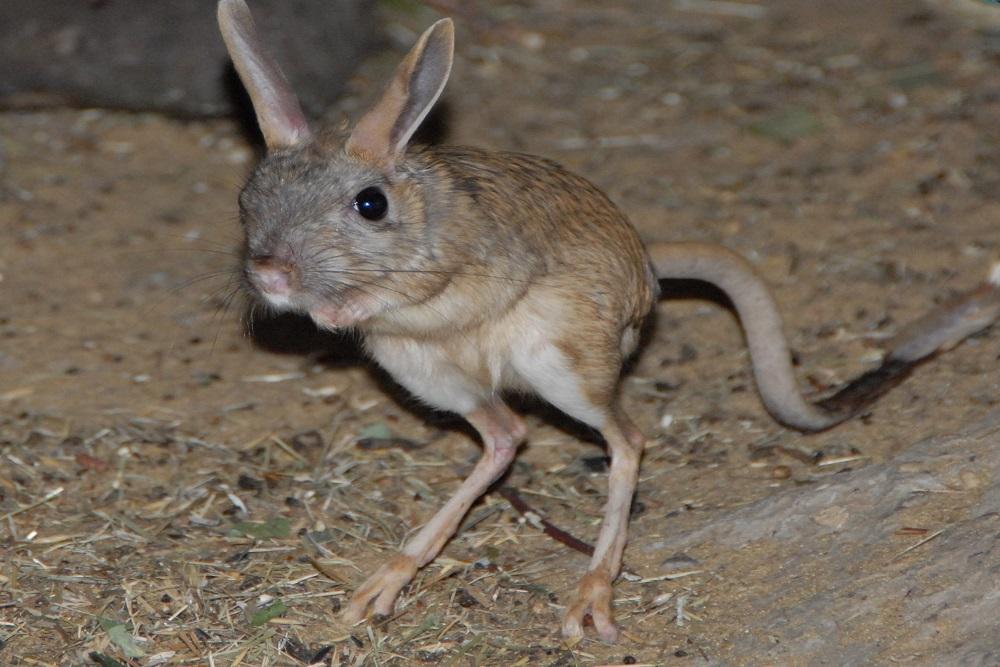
[
  {"x1": 520, "y1": 32, "x2": 544, "y2": 51},
  {"x1": 661, "y1": 91, "x2": 683, "y2": 106},
  {"x1": 812, "y1": 506, "x2": 849, "y2": 530},
  {"x1": 291, "y1": 430, "x2": 323, "y2": 450},
  {"x1": 581, "y1": 455, "x2": 610, "y2": 473},
  {"x1": 455, "y1": 588, "x2": 479, "y2": 608},
  {"x1": 661, "y1": 552, "x2": 700, "y2": 570},
  {"x1": 958, "y1": 468, "x2": 984, "y2": 490},
  {"x1": 237, "y1": 474, "x2": 264, "y2": 491},
  {"x1": 888, "y1": 92, "x2": 908, "y2": 109},
  {"x1": 771, "y1": 465, "x2": 792, "y2": 479}
]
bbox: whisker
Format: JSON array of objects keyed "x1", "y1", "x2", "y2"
[
  {"x1": 113, "y1": 246, "x2": 240, "y2": 260},
  {"x1": 159, "y1": 231, "x2": 242, "y2": 247},
  {"x1": 345, "y1": 283, "x2": 394, "y2": 312},
  {"x1": 245, "y1": 301, "x2": 258, "y2": 341},
  {"x1": 299, "y1": 240, "x2": 556, "y2": 288},
  {"x1": 299, "y1": 242, "x2": 352, "y2": 266},
  {"x1": 167, "y1": 270, "x2": 242, "y2": 295},
  {"x1": 130, "y1": 267, "x2": 239, "y2": 330},
  {"x1": 158, "y1": 270, "x2": 240, "y2": 360},
  {"x1": 209, "y1": 284, "x2": 244, "y2": 356},
  {"x1": 330, "y1": 274, "x2": 482, "y2": 348},
  {"x1": 312, "y1": 266, "x2": 544, "y2": 288}
]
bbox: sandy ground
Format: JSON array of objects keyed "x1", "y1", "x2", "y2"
[{"x1": 2, "y1": 0, "x2": 999, "y2": 665}]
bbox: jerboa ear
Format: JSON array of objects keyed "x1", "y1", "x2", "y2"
[
  {"x1": 346, "y1": 19, "x2": 454, "y2": 169},
  {"x1": 217, "y1": 0, "x2": 312, "y2": 150}
]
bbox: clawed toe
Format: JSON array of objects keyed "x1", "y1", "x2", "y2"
[
  {"x1": 342, "y1": 554, "x2": 419, "y2": 624},
  {"x1": 561, "y1": 569, "x2": 619, "y2": 643}
]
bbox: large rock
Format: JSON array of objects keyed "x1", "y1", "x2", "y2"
[
  {"x1": 642, "y1": 411, "x2": 1000, "y2": 665},
  {"x1": 0, "y1": 0, "x2": 378, "y2": 117}
]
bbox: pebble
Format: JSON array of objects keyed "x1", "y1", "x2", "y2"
[
  {"x1": 227, "y1": 148, "x2": 251, "y2": 164},
  {"x1": 825, "y1": 53, "x2": 861, "y2": 70},
  {"x1": 660, "y1": 92, "x2": 683, "y2": 106},
  {"x1": 598, "y1": 86, "x2": 622, "y2": 101},
  {"x1": 812, "y1": 505, "x2": 849, "y2": 530},
  {"x1": 958, "y1": 468, "x2": 984, "y2": 490},
  {"x1": 520, "y1": 32, "x2": 545, "y2": 51}
]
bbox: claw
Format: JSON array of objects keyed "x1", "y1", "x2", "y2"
[
  {"x1": 561, "y1": 569, "x2": 619, "y2": 643},
  {"x1": 342, "y1": 554, "x2": 419, "y2": 624}
]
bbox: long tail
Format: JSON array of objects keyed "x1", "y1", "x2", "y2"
[{"x1": 647, "y1": 242, "x2": 1000, "y2": 432}]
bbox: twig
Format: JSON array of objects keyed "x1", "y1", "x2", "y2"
[
  {"x1": 496, "y1": 486, "x2": 594, "y2": 557},
  {"x1": 0, "y1": 487, "x2": 64, "y2": 522},
  {"x1": 893, "y1": 527, "x2": 946, "y2": 561},
  {"x1": 497, "y1": 486, "x2": 644, "y2": 578},
  {"x1": 672, "y1": 0, "x2": 766, "y2": 19}
]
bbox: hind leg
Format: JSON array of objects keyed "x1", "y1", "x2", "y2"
[
  {"x1": 512, "y1": 342, "x2": 645, "y2": 642},
  {"x1": 561, "y1": 413, "x2": 644, "y2": 642}
]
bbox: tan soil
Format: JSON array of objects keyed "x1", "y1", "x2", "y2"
[{"x1": 2, "y1": 0, "x2": 998, "y2": 665}]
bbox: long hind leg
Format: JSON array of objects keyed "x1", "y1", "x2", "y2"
[
  {"x1": 561, "y1": 412, "x2": 644, "y2": 642},
  {"x1": 511, "y1": 342, "x2": 645, "y2": 641},
  {"x1": 344, "y1": 340, "x2": 527, "y2": 622}
]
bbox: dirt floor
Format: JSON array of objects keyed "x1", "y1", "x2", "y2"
[{"x1": 2, "y1": 0, "x2": 1000, "y2": 665}]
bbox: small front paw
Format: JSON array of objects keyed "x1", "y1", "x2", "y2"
[
  {"x1": 561, "y1": 569, "x2": 619, "y2": 643},
  {"x1": 342, "y1": 554, "x2": 420, "y2": 624}
]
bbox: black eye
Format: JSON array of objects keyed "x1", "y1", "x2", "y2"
[{"x1": 353, "y1": 187, "x2": 388, "y2": 221}]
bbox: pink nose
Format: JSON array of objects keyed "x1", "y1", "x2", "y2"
[{"x1": 248, "y1": 256, "x2": 296, "y2": 295}]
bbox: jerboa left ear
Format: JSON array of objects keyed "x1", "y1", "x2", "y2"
[{"x1": 346, "y1": 19, "x2": 454, "y2": 169}]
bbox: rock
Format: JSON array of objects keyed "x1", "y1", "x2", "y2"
[
  {"x1": 924, "y1": 0, "x2": 1000, "y2": 31},
  {"x1": 641, "y1": 410, "x2": 1000, "y2": 664},
  {"x1": 0, "y1": 0, "x2": 378, "y2": 117}
]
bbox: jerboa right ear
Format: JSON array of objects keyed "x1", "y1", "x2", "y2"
[
  {"x1": 217, "y1": 0, "x2": 312, "y2": 150},
  {"x1": 346, "y1": 19, "x2": 454, "y2": 170}
]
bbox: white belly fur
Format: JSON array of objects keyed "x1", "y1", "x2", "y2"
[{"x1": 365, "y1": 291, "x2": 608, "y2": 428}]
